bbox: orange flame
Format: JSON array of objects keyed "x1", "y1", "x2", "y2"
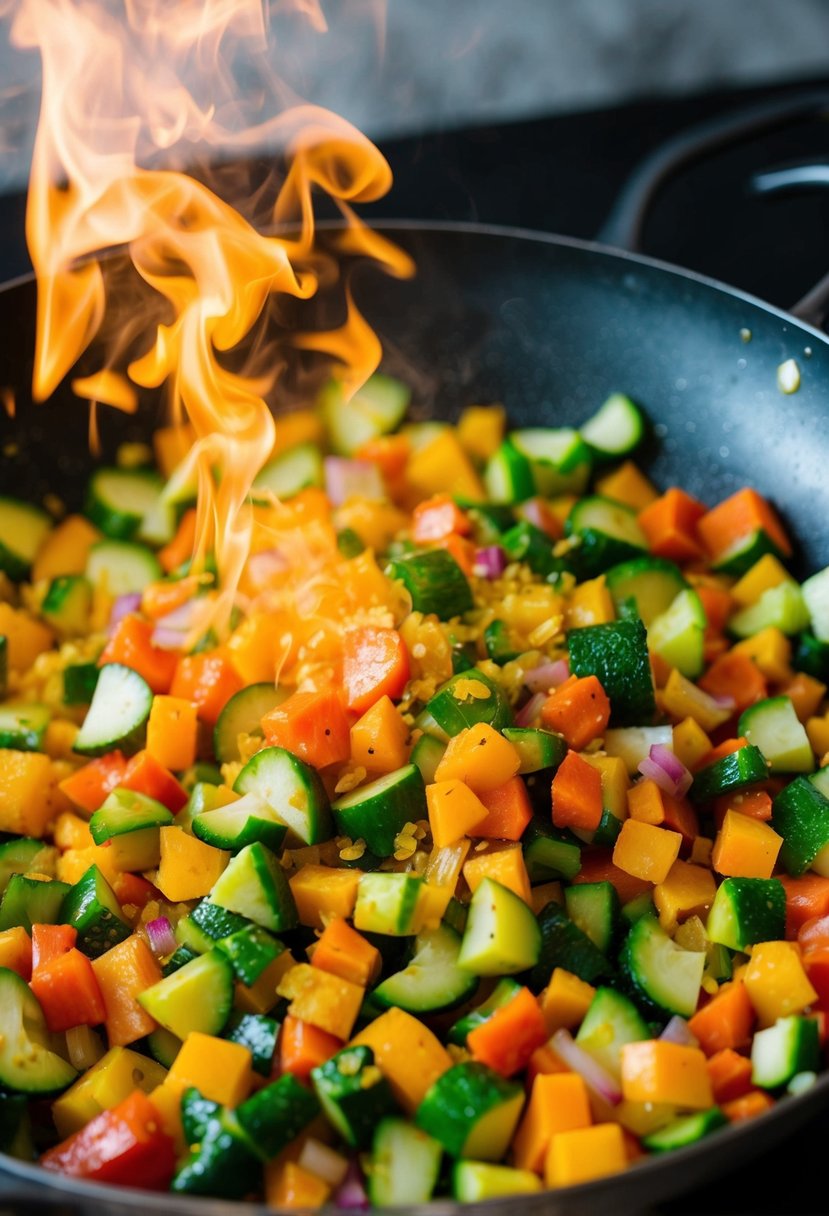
[{"x1": 11, "y1": 0, "x2": 412, "y2": 631}]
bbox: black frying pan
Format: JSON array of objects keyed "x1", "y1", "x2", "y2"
[{"x1": 2, "y1": 97, "x2": 829, "y2": 1215}]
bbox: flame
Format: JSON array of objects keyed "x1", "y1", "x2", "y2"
[{"x1": 11, "y1": 0, "x2": 413, "y2": 631}]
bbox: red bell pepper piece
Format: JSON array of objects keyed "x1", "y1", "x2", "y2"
[
  {"x1": 30, "y1": 946, "x2": 106, "y2": 1033},
  {"x1": 120, "y1": 749, "x2": 188, "y2": 813},
  {"x1": 342, "y1": 626, "x2": 410, "y2": 715},
  {"x1": 40, "y1": 1090, "x2": 176, "y2": 1189},
  {"x1": 31, "y1": 923, "x2": 77, "y2": 971}
]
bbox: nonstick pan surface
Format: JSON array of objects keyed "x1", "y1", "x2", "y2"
[{"x1": 1, "y1": 220, "x2": 829, "y2": 1214}]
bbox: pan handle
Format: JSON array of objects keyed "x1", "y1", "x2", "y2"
[
  {"x1": 597, "y1": 88, "x2": 829, "y2": 323},
  {"x1": 750, "y1": 162, "x2": 829, "y2": 327}
]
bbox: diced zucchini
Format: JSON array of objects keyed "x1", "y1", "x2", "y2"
[
  {"x1": 522, "y1": 817, "x2": 582, "y2": 882},
  {"x1": 233, "y1": 746, "x2": 332, "y2": 846},
  {"x1": 739, "y1": 696, "x2": 814, "y2": 774},
  {"x1": 181, "y1": 1087, "x2": 221, "y2": 1146},
  {"x1": 483, "y1": 619, "x2": 520, "y2": 665},
  {"x1": 802, "y1": 566, "x2": 829, "y2": 643},
  {"x1": 0, "y1": 876, "x2": 69, "y2": 934},
  {"x1": 483, "y1": 440, "x2": 535, "y2": 505},
  {"x1": 319, "y1": 373, "x2": 411, "y2": 456},
  {"x1": 235, "y1": 1072, "x2": 320, "y2": 1160},
  {"x1": 60, "y1": 865, "x2": 131, "y2": 957},
  {"x1": 647, "y1": 588, "x2": 706, "y2": 679},
  {"x1": 215, "y1": 925, "x2": 283, "y2": 987},
  {"x1": 511, "y1": 427, "x2": 591, "y2": 496},
  {"x1": 729, "y1": 582, "x2": 810, "y2": 638},
  {"x1": 691, "y1": 744, "x2": 769, "y2": 803},
  {"x1": 452, "y1": 1161, "x2": 542, "y2": 1200},
  {"x1": 526, "y1": 902, "x2": 611, "y2": 991},
  {"x1": 73, "y1": 663, "x2": 153, "y2": 757},
  {"x1": 41, "y1": 575, "x2": 92, "y2": 636},
  {"x1": 86, "y1": 539, "x2": 161, "y2": 596},
  {"x1": 447, "y1": 977, "x2": 522, "y2": 1046},
  {"x1": 369, "y1": 1118, "x2": 443, "y2": 1207},
  {"x1": 192, "y1": 795, "x2": 288, "y2": 854},
  {"x1": 312, "y1": 1045, "x2": 397, "y2": 1149},
  {"x1": 605, "y1": 556, "x2": 687, "y2": 627},
  {"x1": 566, "y1": 495, "x2": 648, "y2": 578},
  {"x1": 0, "y1": 968, "x2": 76, "y2": 1094},
  {"x1": 564, "y1": 881, "x2": 620, "y2": 953},
  {"x1": 502, "y1": 727, "x2": 567, "y2": 775},
  {"x1": 0, "y1": 703, "x2": 51, "y2": 752},
  {"x1": 425, "y1": 669, "x2": 512, "y2": 737},
  {"x1": 415, "y1": 1062, "x2": 524, "y2": 1160},
  {"x1": 138, "y1": 949, "x2": 234, "y2": 1039},
  {"x1": 354, "y1": 872, "x2": 423, "y2": 936},
  {"x1": 752, "y1": 1016, "x2": 820, "y2": 1089},
  {"x1": 62, "y1": 661, "x2": 100, "y2": 706},
  {"x1": 89, "y1": 788, "x2": 173, "y2": 871},
  {"x1": 386, "y1": 549, "x2": 473, "y2": 619},
  {"x1": 575, "y1": 986, "x2": 650, "y2": 1076},
  {"x1": 172, "y1": 1108, "x2": 259, "y2": 1197},
  {"x1": 713, "y1": 529, "x2": 785, "y2": 578},
  {"x1": 774, "y1": 775, "x2": 829, "y2": 876},
  {"x1": 500, "y1": 521, "x2": 564, "y2": 580},
  {"x1": 580, "y1": 394, "x2": 645, "y2": 458},
  {"x1": 333, "y1": 764, "x2": 426, "y2": 858},
  {"x1": 251, "y1": 443, "x2": 323, "y2": 501},
  {"x1": 619, "y1": 915, "x2": 705, "y2": 1019},
  {"x1": 0, "y1": 498, "x2": 51, "y2": 581},
  {"x1": 213, "y1": 683, "x2": 289, "y2": 765},
  {"x1": 794, "y1": 631, "x2": 829, "y2": 681},
  {"x1": 568, "y1": 618, "x2": 655, "y2": 726},
  {"x1": 209, "y1": 842, "x2": 298, "y2": 934},
  {"x1": 224, "y1": 1013, "x2": 279, "y2": 1077},
  {"x1": 458, "y1": 878, "x2": 541, "y2": 976},
  {"x1": 706, "y1": 877, "x2": 786, "y2": 951},
  {"x1": 642, "y1": 1108, "x2": 727, "y2": 1152},
  {"x1": 410, "y1": 733, "x2": 447, "y2": 784},
  {"x1": 372, "y1": 923, "x2": 477, "y2": 1013},
  {"x1": 85, "y1": 467, "x2": 162, "y2": 540},
  {"x1": 0, "y1": 838, "x2": 57, "y2": 897}
]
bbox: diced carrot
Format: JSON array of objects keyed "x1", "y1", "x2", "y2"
[
  {"x1": 637, "y1": 488, "x2": 706, "y2": 562},
  {"x1": 699, "y1": 652, "x2": 767, "y2": 713},
  {"x1": 342, "y1": 627, "x2": 410, "y2": 715},
  {"x1": 660, "y1": 793, "x2": 699, "y2": 851},
  {"x1": 781, "y1": 672, "x2": 827, "y2": 723},
  {"x1": 570, "y1": 850, "x2": 652, "y2": 904},
  {"x1": 698, "y1": 487, "x2": 792, "y2": 562},
  {"x1": 140, "y1": 576, "x2": 203, "y2": 622},
  {"x1": 798, "y1": 912, "x2": 829, "y2": 950},
  {"x1": 158, "y1": 508, "x2": 197, "y2": 574},
  {"x1": 146, "y1": 696, "x2": 198, "y2": 773},
  {"x1": 706, "y1": 1048, "x2": 753, "y2": 1104},
  {"x1": 541, "y1": 675, "x2": 611, "y2": 751},
  {"x1": 58, "y1": 752, "x2": 128, "y2": 816},
  {"x1": 473, "y1": 776, "x2": 534, "y2": 841},
  {"x1": 98, "y1": 616, "x2": 179, "y2": 695},
  {"x1": 551, "y1": 750, "x2": 603, "y2": 833},
  {"x1": 721, "y1": 1090, "x2": 775, "y2": 1123},
  {"x1": 262, "y1": 687, "x2": 351, "y2": 769},
  {"x1": 311, "y1": 917, "x2": 381, "y2": 988},
  {"x1": 119, "y1": 750, "x2": 188, "y2": 813},
  {"x1": 278, "y1": 1015, "x2": 343, "y2": 1083},
  {"x1": 31, "y1": 922, "x2": 77, "y2": 970},
  {"x1": 30, "y1": 947, "x2": 106, "y2": 1033},
  {"x1": 526, "y1": 1043, "x2": 570, "y2": 1086},
  {"x1": 700, "y1": 736, "x2": 750, "y2": 766},
  {"x1": 112, "y1": 871, "x2": 157, "y2": 910},
  {"x1": 0, "y1": 926, "x2": 33, "y2": 979},
  {"x1": 687, "y1": 982, "x2": 755, "y2": 1056},
  {"x1": 694, "y1": 582, "x2": 734, "y2": 634},
  {"x1": 713, "y1": 789, "x2": 773, "y2": 829},
  {"x1": 411, "y1": 494, "x2": 472, "y2": 543},
  {"x1": 355, "y1": 433, "x2": 411, "y2": 483},
  {"x1": 467, "y1": 987, "x2": 548, "y2": 1077},
  {"x1": 92, "y1": 935, "x2": 163, "y2": 1046},
  {"x1": 435, "y1": 533, "x2": 476, "y2": 578},
  {"x1": 170, "y1": 651, "x2": 244, "y2": 729}
]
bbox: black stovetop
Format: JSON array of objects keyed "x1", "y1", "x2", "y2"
[{"x1": 1, "y1": 75, "x2": 828, "y2": 1216}]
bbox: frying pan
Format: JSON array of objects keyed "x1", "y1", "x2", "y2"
[{"x1": 2, "y1": 95, "x2": 829, "y2": 1215}]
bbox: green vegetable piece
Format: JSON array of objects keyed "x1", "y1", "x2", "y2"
[
  {"x1": 332, "y1": 764, "x2": 426, "y2": 857},
  {"x1": 236, "y1": 1072, "x2": 320, "y2": 1160},
  {"x1": 209, "y1": 842, "x2": 298, "y2": 934},
  {"x1": 415, "y1": 1062, "x2": 524, "y2": 1160},
  {"x1": 311, "y1": 1045, "x2": 397, "y2": 1149},
  {"x1": 691, "y1": 744, "x2": 769, "y2": 804},
  {"x1": 0, "y1": 875, "x2": 70, "y2": 935},
  {"x1": 525, "y1": 902, "x2": 612, "y2": 991},
  {"x1": 386, "y1": 548, "x2": 473, "y2": 619},
  {"x1": 568, "y1": 618, "x2": 655, "y2": 726},
  {"x1": 706, "y1": 878, "x2": 786, "y2": 951},
  {"x1": 59, "y1": 865, "x2": 131, "y2": 957}
]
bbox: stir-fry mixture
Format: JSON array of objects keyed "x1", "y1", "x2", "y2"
[{"x1": 3, "y1": 381, "x2": 829, "y2": 1204}]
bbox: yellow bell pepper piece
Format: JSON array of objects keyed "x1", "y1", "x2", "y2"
[
  {"x1": 620, "y1": 1040, "x2": 713, "y2": 1108},
  {"x1": 743, "y1": 940, "x2": 818, "y2": 1027},
  {"x1": 612, "y1": 819, "x2": 681, "y2": 885},
  {"x1": 154, "y1": 826, "x2": 229, "y2": 902},
  {"x1": 167, "y1": 1032, "x2": 253, "y2": 1107},
  {"x1": 463, "y1": 842, "x2": 532, "y2": 905},
  {"x1": 544, "y1": 1122, "x2": 627, "y2": 1188},
  {"x1": 654, "y1": 859, "x2": 717, "y2": 931},
  {"x1": 235, "y1": 950, "x2": 296, "y2": 1015},
  {"x1": 711, "y1": 810, "x2": 782, "y2": 879},
  {"x1": 731, "y1": 554, "x2": 791, "y2": 606},
  {"x1": 672, "y1": 717, "x2": 712, "y2": 770},
  {"x1": 148, "y1": 1080, "x2": 187, "y2": 1158},
  {"x1": 266, "y1": 1161, "x2": 331, "y2": 1210},
  {"x1": 513, "y1": 1072, "x2": 592, "y2": 1173},
  {"x1": 565, "y1": 576, "x2": 615, "y2": 629},
  {"x1": 0, "y1": 603, "x2": 53, "y2": 672},
  {"x1": 660, "y1": 668, "x2": 733, "y2": 733},
  {"x1": 731, "y1": 627, "x2": 792, "y2": 684},
  {"x1": 406, "y1": 428, "x2": 485, "y2": 502},
  {"x1": 0, "y1": 750, "x2": 55, "y2": 837},
  {"x1": 351, "y1": 1007, "x2": 452, "y2": 1113},
  {"x1": 350, "y1": 695, "x2": 410, "y2": 773},
  {"x1": 426, "y1": 779, "x2": 489, "y2": 848},
  {"x1": 434, "y1": 723, "x2": 520, "y2": 793},
  {"x1": 457, "y1": 404, "x2": 506, "y2": 463},
  {"x1": 32, "y1": 514, "x2": 100, "y2": 582},
  {"x1": 540, "y1": 968, "x2": 596, "y2": 1035},
  {"x1": 277, "y1": 963, "x2": 364, "y2": 1041},
  {"x1": 288, "y1": 865, "x2": 361, "y2": 930},
  {"x1": 595, "y1": 460, "x2": 658, "y2": 511},
  {"x1": 52, "y1": 1047, "x2": 167, "y2": 1138},
  {"x1": 583, "y1": 753, "x2": 629, "y2": 820}
]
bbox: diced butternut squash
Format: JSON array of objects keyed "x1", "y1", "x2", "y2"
[
  {"x1": 167, "y1": 1032, "x2": 253, "y2": 1107},
  {"x1": 612, "y1": 819, "x2": 682, "y2": 885},
  {"x1": 92, "y1": 936, "x2": 162, "y2": 1047},
  {"x1": 620, "y1": 1040, "x2": 713, "y2": 1109},
  {"x1": 743, "y1": 940, "x2": 818, "y2": 1027},
  {"x1": 351, "y1": 1007, "x2": 452, "y2": 1113},
  {"x1": 513, "y1": 1072, "x2": 592, "y2": 1173},
  {"x1": 277, "y1": 963, "x2": 364, "y2": 1041},
  {"x1": 0, "y1": 749, "x2": 56, "y2": 837},
  {"x1": 266, "y1": 1161, "x2": 331, "y2": 1210},
  {"x1": 544, "y1": 1123, "x2": 627, "y2": 1188},
  {"x1": 310, "y1": 917, "x2": 381, "y2": 988},
  {"x1": 565, "y1": 577, "x2": 615, "y2": 629},
  {"x1": 146, "y1": 696, "x2": 198, "y2": 772},
  {"x1": 426, "y1": 779, "x2": 489, "y2": 848},
  {"x1": 463, "y1": 842, "x2": 532, "y2": 905},
  {"x1": 434, "y1": 724, "x2": 520, "y2": 793},
  {"x1": 595, "y1": 461, "x2": 658, "y2": 511},
  {"x1": 350, "y1": 695, "x2": 410, "y2": 773},
  {"x1": 148, "y1": 1080, "x2": 186, "y2": 1158},
  {"x1": 627, "y1": 778, "x2": 665, "y2": 825},
  {"x1": 0, "y1": 603, "x2": 54, "y2": 671},
  {"x1": 539, "y1": 968, "x2": 596, "y2": 1035},
  {"x1": 289, "y1": 865, "x2": 361, "y2": 930},
  {"x1": 711, "y1": 810, "x2": 782, "y2": 879},
  {"x1": 672, "y1": 717, "x2": 712, "y2": 771},
  {"x1": 51, "y1": 1046, "x2": 167, "y2": 1138},
  {"x1": 457, "y1": 404, "x2": 506, "y2": 463},
  {"x1": 731, "y1": 627, "x2": 792, "y2": 684},
  {"x1": 0, "y1": 926, "x2": 32, "y2": 978},
  {"x1": 154, "y1": 826, "x2": 229, "y2": 902},
  {"x1": 406, "y1": 428, "x2": 484, "y2": 502},
  {"x1": 654, "y1": 859, "x2": 717, "y2": 930},
  {"x1": 234, "y1": 951, "x2": 296, "y2": 1016},
  {"x1": 32, "y1": 515, "x2": 100, "y2": 582},
  {"x1": 731, "y1": 554, "x2": 791, "y2": 606}
]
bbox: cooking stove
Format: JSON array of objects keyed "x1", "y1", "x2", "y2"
[{"x1": 0, "y1": 75, "x2": 827, "y2": 1216}]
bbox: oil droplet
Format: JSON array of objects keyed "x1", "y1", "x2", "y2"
[
  {"x1": 739, "y1": 327, "x2": 752, "y2": 343},
  {"x1": 777, "y1": 358, "x2": 801, "y2": 394}
]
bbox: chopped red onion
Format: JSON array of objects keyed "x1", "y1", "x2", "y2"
[
  {"x1": 324, "y1": 457, "x2": 384, "y2": 507},
  {"x1": 710, "y1": 692, "x2": 737, "y2": 710},
  {"x1": 145, "y1": 916, "x2": 177, "y2": 958},
  {"x1": 109, "y1": 593, "x2": 141, "y2": 632},
  {"x1": 659, "y1": 1015, "x2": 699, "y2": 1048},
  {"x1": 515, "y1": 691, "x2": 547, "y2": 727},
  {"x1": 550, "y1": 1028, "x2": 622, "y2": 1106},
  {"x1": 524, "y1": 657, "x2": 569, "y2": 695},
  {"x1": 638, "y1": 743, "x2": 692, "y2": 798},
  {"x1": 335, "y1": 1160, "x2": 369, "y2": 1211},
  {"x1": 150, "y1": 600, "x2": 199, "y2": 651},
  {"x1": 245, "y1": 548, "x2": 289, "y2": 586},
  {"x1": 473, "y1": 546, "x2": 507, "y2": 579}
]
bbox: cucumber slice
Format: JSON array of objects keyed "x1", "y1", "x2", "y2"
[
  {"x1": 773, "y1": 776, "x2": 829, "y2": 876},
  {"x1": 576, "y1": 986, "x2": 650, "y2": 1077},
  {"x1": 60, "y1": 864, "x2": 131, "y2": 957},
  {"x1": 209, "y1": 842, "x2": 298, "y2": 933},
  {"x1": 252, "y1": 443, "x2": 324, "y2": 501},
  {"x1": 691, "y1": 744, "x2": 769, "y2": 803},
  {"x1": 192, "y1": 793, "x2": 288, "y2": 853},
  {"x1": 386, "y1": 549, "x2": 473, "y2": 620},
  {"x1": 647, "y1": 588, "x2": 706, "y2": 679},
  {"x1": 312, "y1": 1045, "x2": 397, "y2": 1149},
  {"x1": 526, "y1": 902, "x2": 611, "y2": 991},
  {"x1": 579, "y1": 393, "x2": 645, "y2": 458},
  {"x1": 729, "y1": 581, "x2": 810, "y2": 638},
  {"x1": 354, "y1": 872, "x2": 423, "y2": 936},
  {"x1": 706, "y1": 877, "x2": 785, "y2": 951},
  {"x1": 458, "y1": 878, "x2": 541, "y2": 976},
  {"x1": 802, "y1": 566, "x2": 829, "y2": 643},
  {"x1": 606, "y1": 556, "x2": 687, "y2": 628},
  {"x1": 0, "y1": 838, "x2": 58, "y2": 897},
  {"x1": 0, "y1": 498, "x2": 51, "y2": 581},
  {"x1": 372, "y1": 923, "x2": 477, "y2": 1013},
  {"x1": 564, "y1": 881, "x2": 620, "y2": 953},
  {"x1": 453, "y1": 1161, "x2": 542, "y2": 1200},
  {"x1": 0, "y1": 968, "x2": 77, "y2": 1094},
  {"x1": 213, "y1": 683, "x2": 289, "y2": 764},
  {"x1": 233, "y1": 745, "x2": 332, "y2": 846},
  {"x1": 333, "y1": 764, "x2": 426, "y2": 858},
  {"x1": 319, "y1": 373, "x2": 411, "y2": 456},
  {"x1": 41, "y1": 575, "x2": 92, "y2": 636},
  {"x1": 410, "y1": 733, "x2": 447, "y2": 784},
  {"x1": 566, "y1": 495, "x2": 648, "y2": 577},
  {"x1": 483, "y1": 440, "x2": 535, "y2": 505},
  {"x1": 415, "y1": 1062, "x2": 524, "y2": 1160},
  {"x1": 604, "y1": 725, "x2": 674, "y2": 775},
  {"x1": 502, "y1": 727, "x2": 567, "y2": 775},
  {"x1": 620, "y1": 915, "x2": 705, "y2": 1019},
  {"x1": 0, "y1": 703, "x2": 51, "y2": 751},
  {"x1": 0, "y1": 875, "x2": 69, "y2": 934},
  {"x1": 425, "y1": 669, "x2": 512, "y2": 737},
  {"x1": 522, "y1": 818, "x2": 582, "y2": 882},
  {"x1": 86, "y1": 539, "x2": 162, "y2": 596},
  {"x1": 568, "y1": 618, "x2": 655, "y2": 726},
  {"x1": 369, "y1": 1118, "x2": 443, "y2": 1207},
  {"x1": 752, "y1": 1015, "x2": 819, "y2": 1089},
  {"x1": 85, "y1": 467, "x2": 163, "y2": 540},
  {"x1": 510, "y1": 427, "x2": 592, "y2": 496},
  {"x1": 138, "y1": 948, "x2": 234, "y2": 1039},
  {"x1": 642, "y1": 1108, "x2": 727, "y2": 1152},
  {"x1": 739, "y1": 696, "x2": 814, "y2": 774},
  {"x1": 73, "y1": 663, "x2": 152, "y2": 757}
]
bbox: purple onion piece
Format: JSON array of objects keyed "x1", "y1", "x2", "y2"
[
  {"x1": 659, "y1": 1015, "x2": 700, "y2": 1048},
  {"x1": 324, "y1": 457, "x2": 384, "y2": 507},
  {"x1": 145, "y1": 916, "x2": 177, "y2": 957},
  {"x1": 335, "y1": 1161, "x2": 369, "y2": 1211},
  {"x1": 650, "y1": 742, "x2": 693, "y2": 797},
  {"x1": 550, "y1": 1028, "x2": 623, "y2": 1106},
  {"x1": 524, "y1": 657, "x2": 569, "y2": 695},
  {"x1": 473, "y1": 545, "x2": 507, "y2": 579},
  {"x1": 515, "y1": 691, "x2": 547, "y2": 727},
  {"x1": 108, "y1": 592, "x2": 142, "y2": 632}
]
